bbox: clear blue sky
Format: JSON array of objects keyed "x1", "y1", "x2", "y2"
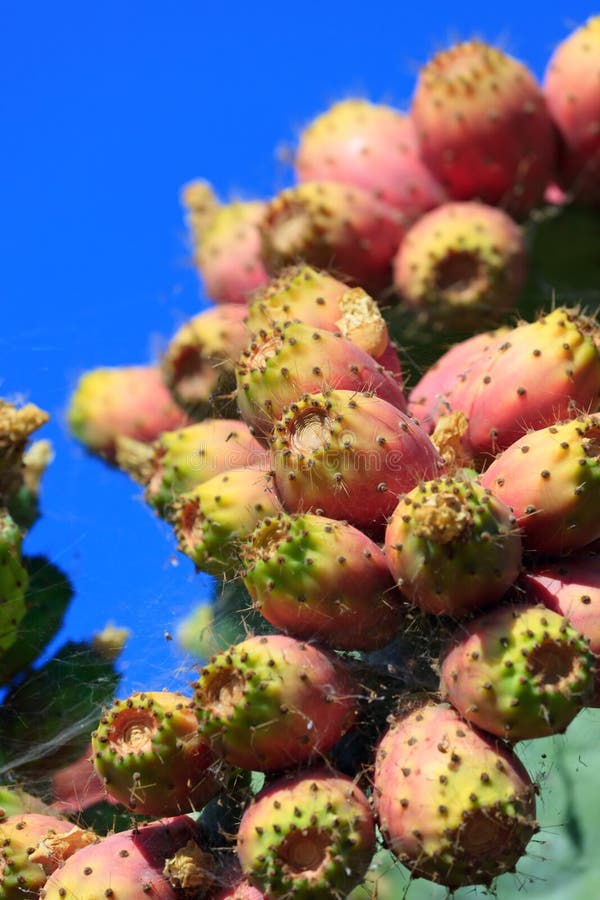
[{"x1": 1, "y1": 1, "x2": 597, "y2": 695}]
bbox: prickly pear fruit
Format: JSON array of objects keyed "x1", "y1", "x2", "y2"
[
  {"x1": 116, "y1": 420, "x2": 267, "y2": 517},
  {"x1": 173, "y1": 467, "x2": 281, "y2": 577},
  {"x1": 68, "y1": 365, "x2": 188, "y2": 461},
  {"x1": 479, "y1": 414, "x2": 600, "y2": 554},
  {"x1": 408, "y1": 327, "x2": 509, "y2": 432},
  {"x1": 385, "y1": 475, "x2": 521, "y2": 616},
  {"x1": 411, "y1": 40, "x2": 555, "y2": 217},
  {"x1": 241, "y1": 512, "x2": 404, "y2": 649},
  {"x1": 236, "y1": 769, "x2": 375, "y2": 899},
  {"x1": 0, "y1": 814, "x2": 95, "y2": 900},
  {"x1": 449, "y1": 307, "x2": 600, "y2": 460},
  {"x1": 236, "y1": 321, "x2": 406, "y2": 439},
  {"x1": 271, "y1": 389, "x2": 443, "y2": 532},
  {"x1": 161, "y1": 305, "x2": 248, "y2": 419},
  {"x1": 194, "y1": 634, "x2": 357, "y2": 771},
  {"x1": 41, "y1": 816, "x2": 216, "y2": 900},
  {"x1": 295, "y1": 99, "x2": 446, "y2": 217},
  {"x1": 182, "y1": 180, "x2": 270, "y2": 303},
  {"x1": 393, "y1": 201, "x2": 526, "y2": 329},
  {"x1": 261, "y1": 181, "x2": 407, "y2": 293},
  {"x1": 91, "y1": 690, "x2": 222, "y2": 817},
  {"x1": 523, "y1": 555, "x2": 600, "y2": 703},
  {"x1": 544, "y1": 17, "x2": 600, "y2": 205},
  {"x1": 374, "y1": 702, "x2": 538, "y2": 887},
  {"x1": 246, "y1": 265, "x2": 400, "y2": 371},
  {"x1": 440, "y1": 604, "x2": 595, "y2": 740}
]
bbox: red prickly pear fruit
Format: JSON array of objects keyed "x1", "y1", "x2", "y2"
[
  {"x1": 236, "y1": 321, "x2": 406, "y2": 439},
  {"x1": 0, "y1": 814, "x2": 96, "y2": 900},
  {"x1": 246, "y1": 265, "x2": 400, "y2": 371},
  {"x1": 295, "y1": 99, "x2": 446, "y2": 218},
  {"x1": 373, "y1": 702, "x2": 538, "y2": 887},
  {"x1": 181, "y1": 180, "x2": 270, "y2": 304},
  {"x1": 448, "y1": 307, "x2": 600, "y2": 461},
  {"x1": 68, "y1": 365, "x2": 189, "y2": 462},
  {"x1": 51, "y1": 750, "x2": 107, "y2": 814},
  {"x1": 236, "y1": 768, "x2": 376, "y2": 898},
  {"x1": 193, "y1": 634, "x2": 357, "y2": 771},
  {"x1": 408, "y1": 327, "x2": 509, "y2": 432},
  {"x1": 214, "y1": 877, "x2": 266, "y2": 899},
  {"x1": 393, "y1": 201, "x2": 527, "y2": 330},
  {"x1": 440, "y1": 604, "x2": 595, "y2": 741},
  {"x1": 385, "y1": 474, "x2": 522, "y2": 617},
  {"x1": 479, "y1": 414, "x2": 600, "y2": 554},
  {"x1": 544, "y1": 18, "x2": 600, "y2": 205},
  {"x1": 91, "y1": 690, "x2": 222, "y2": 817},
  {"x1": 115, "y1": 419, "x2": 267, "y2": 517},
  {"x1": 522, "y1": 555, "x2": 600, "y2": 703},
  {"x1": 411, "y1": 40, "x2": 556, "y2": 217},
  {"x1": 172, "y1": 467, "x2": 281, "y2": 577},
  {"x1": 271, "y1": 389, "x2": 443, "y2": 533},
  {"x1": 260, "y1": 181, "x2": 407, "y2": 294},
  {"x1": 41, "y1": 816, "x2": 216, "y2": 900},
  {"x1": 161, "y1": 305, "x2": 249, "y2": 419},
  {"x1": 241, "y1": 512, "x2": 405, "y2": 650}
]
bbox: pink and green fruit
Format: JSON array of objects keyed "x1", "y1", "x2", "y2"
[
  {"x1": 440, "y1": 604, "x2": 595, "y2": 740},
  {"x1": 374, "y1": 702, "x2": 538, "y2": 887},
  {"x1": 241, "y1": 512, "x2": 404, "y2": 649},
  {"x1": 194, "y1": 634, "x2": 357, "y2": 771},
  {"x1": 236, "y1": 768, "x2": 376, "y2": 899}
]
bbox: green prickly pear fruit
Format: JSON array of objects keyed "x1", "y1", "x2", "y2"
[
  {"x1": 194, "y1": 634, "x2": 357, "y2": 771},
  {"x1": 0, "y1": 511, "x2": 28, "y2": 658},
  {"x1": 241, "y1": 512, "x2": 404, "y2": 649},
  {"x1": 91, "y1": 690, "x2": 222, "y2": 817},
  {"x1": 384, "y1": 475, "x2": 522, "y2": 616},
  {"x1": 236, "y1": 768, "x2": 376, "y2": 899},
  {"x1": 440, "y1": 603, "x2": 596, "y2": 740}
]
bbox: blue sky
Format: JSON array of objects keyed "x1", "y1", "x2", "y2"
[{"x1": 2, "y1": 1, "x2": 597, "y2": 695}]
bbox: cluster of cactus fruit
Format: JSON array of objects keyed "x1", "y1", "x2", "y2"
[{"x1": 5, "y1": 15, "x2": 600, "y2": 900}]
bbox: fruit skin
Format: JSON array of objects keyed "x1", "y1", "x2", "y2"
[
  {"x1": 295, "y1": 99, "x2": 446, "y2": 218},
  {"x1": 116, "y1": 420, "x2": 267, "y2": 517},
  {"x1": 544, "y1": 17, "x2": 600, "y2": 205},
  {"x1": 236, "y1": 768, "x2": 376, "y2": 899},
  {"x1": 411, "y1": 40, "x2": 556, "y2": 217},
  {"x1": 41, "y1": 815, "x2": 215, "y2": 900},
  {"x1": 393, "y1": 201, "x2": 526, "y2": 330},
  {"x1": 214, "y1": 876, "x2": 265, "y2": 899},
  {"x1": 173, "y1": 467, "x2": 281, "y2": 577},
  {"x1": 246, "y1": 265, "x2": 400, "y2": 373},
  {"x1": 241, "y1": 512, "x2": 404, "y2": 650},
  {"x1": 374, "y1": 702, "x2": 537, "y2": 887},
  {"x1": 385, "y1": 475, "x2": 521, "y2": 617},
  {"x1": 161, "y1": 305, "x2": 249, "y2": 420},
  {"x1": 440, "y1": 603, "x2": 595, "y2": 741},
  {"x1": 194, "y1": 634, "x2": 357, "y2": 771},
  {"x1": 0, "y1": 813, "x2": 93, "y2": 900},
  {"x1": 523, "y1": 555, "x2": 600, "y2": 703},
  {"x1": 447, "y1": 307, "x2": 600, "y2": 461},
  {"x1": 181, "y1": 180, "x2": 270, "y2": 303},
  {"x1": 261, "y1": 181, "x2": 407, "y2": 294},
  {"x1": 236, "y1": 321, "x2": 406, "y2": 439},
  {"x1": 91, "y1": 690, "x2": 222, "y2": 817},
  {"x1": 407, "y1": 327, "x2": 508, "y2": 432},
  {"x1": 271, "y1": 389, "x2": 443, "y2": 532},
  {"x1": 68, "y1": 365, "x2": 189, "y2": 461},
  {"x1": 479, "y1": 414, "x2": 600, "y2": 554}
]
